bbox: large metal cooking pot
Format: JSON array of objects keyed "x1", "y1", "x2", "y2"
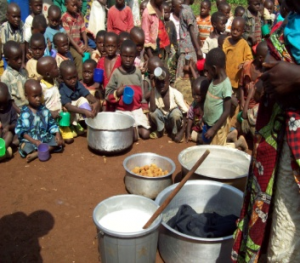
[
  {"x1": 123, "y1": 153, "x2": 175, "y2": 199},
  {"x1": 86, "y1": 112, "x2": 135, "y2": 153},
  {"x1": 178, "y1": 145, "x2": 251, "y2": 191},
  {"x1": 155, "y1": 180, "x2": 243, "y2": 263}
]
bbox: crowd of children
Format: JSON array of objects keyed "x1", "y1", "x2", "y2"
[{"x1": 0, "y1": 0, "x2": 285, "y2": 162}]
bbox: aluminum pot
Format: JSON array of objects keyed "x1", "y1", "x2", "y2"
[
  {"x1": 155, "y1": 180, "x2": 243, "y2": 263},
  {"x1": 86, "y1": 112, "x2": 135, "y2": 153},
  {"x1": 178, "y1": 145, "x2": 251, "y2": 191},
  {"x1": 123, "y1": 153, "x2": 176, "y2": 199}
]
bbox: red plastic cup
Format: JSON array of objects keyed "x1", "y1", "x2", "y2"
[{"x1": 197, "y1": 59, "x2": 206, "y2": 71}]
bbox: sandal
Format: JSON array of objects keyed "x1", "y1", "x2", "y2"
[{"x1": 150, "y1": 130, "x2": 163, "y2": 139}]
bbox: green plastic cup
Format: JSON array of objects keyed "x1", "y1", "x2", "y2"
[
  {"x1": 237, "y1": 111, "x2": 244, "y2": 123},
  {"x1": 0, "y1": 138, "x2": 6, "y2": 157},
  {"x1": 261, "y1": 24, "x2": 270, "y2": 37},
  {"x1": 58, "y1": 112, "x2": 71, "y2": 127}
]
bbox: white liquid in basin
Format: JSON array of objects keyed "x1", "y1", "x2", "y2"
[{"x1": 99, "y1": 209, "x2": 151, "y2": 232}]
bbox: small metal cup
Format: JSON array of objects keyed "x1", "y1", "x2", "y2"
[{"x1": 154, "y1": 67, "x2": 166, "y2": 80}]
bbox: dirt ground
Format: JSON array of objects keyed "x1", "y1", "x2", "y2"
[{"x1": 0, "y1": 134, "x2": 193, "y2": 263}]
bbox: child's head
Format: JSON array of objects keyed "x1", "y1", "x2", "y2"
[
  {"x1": 65, "y1": 0, "x2": 78, "y2": 15},
  {"x1": 0, "y1": 82, "x2": 10, "y2": 112},
  {"x1": 234, "y1": 6, "x2": 245, "y2": 17},
  {"x1": 30, "y1": 0, "x2": 43, "y2": 16},
  {"x1": 6, "y1": 3, "x2": 21, "y2": 29},
  {"x1": 231, "y1": 17, "x2": 245, "y2": 41},
  {"x1": 255, "y1": 40, "x2": 268, "y2": 66},
  {"x1": 24, "y1": 79, "x2": 43, "y2": 109},
  {"x1": 217, "y1": 34, "x2": 227, "y2": 48},
  {"x1": 211, "y1": 11, "x2": 227, "y2": 34},
  {"x1": 205, "y1": 47, "x2": 226, "y2": 79},
  {"x1": 47, "y1": 5, "x2": 62, "y2": 30},
  {"x1": 140, "y1": 1, "x2": 148, "y2": 16},
  {"x1": 147, "y1": 56, "x2": 164, "y2": 76},
  {"x1": 120, "y1": 39, "x2": 137, "y2": 71},
  {"x1": 118, "y1": 31, "x2": 130, "y2": 48},
  {"x1": 4, "y1": 41, "x2": 22, "y2": 71},
  {"x1": 37, "y1": 56, "x2": 59, "y2": 80},
  {"x1": 77, "y1": 0, "x2": 83, "y2": 12},
  {"x1": 82, "y1": 59, "x2": 97, "y2": 85},
  {"x1": 248, "y1": 0, "x2": 261, "y2": 13},
  {"x1": 264, "y1": 0, "x2": 274, "y2": 14},
  {"x1": 53, "y1": 32, "x2": 69, "y2": 55},
  {"x1": 200, "y1": 0, "x2": 211, "y2": 17},
  {"x1": 216, "y1": 0, "x2": 227, "y2": 9},
  {"x1": 154, "y1": 66, "x2": 170, "y2": 95},
  {"x1": 280, "y1": 0, "x2": 290, "y2": 18},
  {"x1": 116, "y1": 0, "x2": 125, "y2": 9},
  {"x1": 172, "y1": 0, "x2": 183, "y2": 17},
  {"x1": 29, "y1": 33, "x2": 46, "y2": 60},
  {"x1": 130, "y1": 27, "x2": 145, "y2": 56},
  {"x1": 96, "y1": 30, "x2": 107, "y2": 55},
  {"x1": 31, "y1": 14, "x2": 47, "y2": 35},
  {"x1": 104, "y1": 32, "x2": 119, "y2": 58},
  {"x1": 60, "y1": 60, "x2": 78, "y2": 89},
  {"x1": 192, "y1": 76, "x2": 209, "y2": 103},
  {"x1": 153, "y1": 0, "x2": 164, "y2": 8},
  {"x1": 218, "y1": 2, "x2": 231, "y2": 19},
  {"x1": 162, "y1": 2, "x2": 171, "y2": 21}
]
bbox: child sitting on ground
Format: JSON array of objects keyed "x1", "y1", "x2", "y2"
[
  {"x1": 81, "y1": 59, "x2": 101, "y2": 99},
  {"x1": 15, "y1": 79, "x2": 64, "y2": 163},
  {"x1": 53, "y1": 32, "x2": 73, "y2": 68},
  {"x1": 202, "y1": 11, "x2": 227, "y2": 55},
  {"x1": 196, "y1": 0, "x2": 213, "y2": 46},
  {"x1": 219, "y1": 2, "x2": 233, "y2": 34},
  {"x1": 202, "y1": 48, "x2": 231, "y2": 146},
  {"x1": 59, "y1": 60, "x2": 100, "y2": 138},
  {"x1": 1, "y1": 41, "x2": 28, "y2": 114},
  {"x1": 44, "y1": 5, "x2": 66, "y2": 50},
  {"x1": 91, "y1": 30, "x2": 106, "y2": 63},
  {"x1": 107, "y1": 0, "x2": 134, "y2": 35},
  {"x1": 186, "y1": 76, "x2": 209, "y2": 143},
  {"x1": 0, "y1": 83, "x2": 18, "y2": 161},
  {"x1": 105, "y1": 40, "x2": 150, "y2": 140},
  {"x1": 234, "y1": 6, "x2": 245, "y2": 17},
  {"x1": 62, "y1": 0, "x2": 90, "y2": 80},
  {"x1": 26, "y1": 33, "x2": 46, "y2": 80},
  {"x1": 149, "y1": 67, "x2": 188, "y2": 143}
]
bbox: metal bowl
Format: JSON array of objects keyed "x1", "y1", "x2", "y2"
[
  {"x1": 86, "y1": 112, "x2": 135, "y2": 153},
  {"x1": 123, "y1": 153, "x2": 176, "y2": 199},
  {"x1": 155, "y1": 180, "x2": 243, "y2": 263},
  {"x1": 178, "y1": 145, "x2": 251, "y2": 191}
]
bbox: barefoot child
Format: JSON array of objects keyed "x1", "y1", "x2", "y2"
[
  {"x1": 1, "y1": 41, "x2": 28, "y2": 114},
  {"x1": 105, "y1": 40, "x2": 150, "y2": 140},
  {"x1": 15, "y1": 79, "x2": 64, "y2": 162},
  {"x1": 53, "y1": 32, "x2": 73, "y2": 68},
  {"x1": 196, "y1": 0, "x2": 213, "y2": 46},
  {"x1": 26, "y1": 33, "x2": 46, "y2": 80},
  {"x1": 0, "y1": 83, "x2": 18, "y2": 161},
  {"x1": 59, "y1": 60, "x2": 100, "y2": 137},
  {"x1": 91, "y1": 30, "x2": 106, "y2": 63},
  {"x1": 202, "y1": 48, "x2": 231, "y2": 146}
]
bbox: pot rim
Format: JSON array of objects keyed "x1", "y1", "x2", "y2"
[
  {"x1": 178, "y1": 145, "x2": 251, "y2": 180},
  {"x1": 93, "y1": 194, "x2": 162, "y2": 238},
  {"x1": 123, "y1": 152, "x2": 176, "y2": 179},
  {"x1": 155, "y1": 180, "x2": 243, "y2": 242}
]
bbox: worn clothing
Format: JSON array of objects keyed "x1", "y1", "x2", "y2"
[
  {"x1": 86, "y1": 0, "x2": 106, "y2": 37},
  {"x1": 179, "y1": 4, "x2": 199, "y2": 54},
  {"x1": 201, "y1": 36, "x2": 218, "y2": 54},
  {"x1": 196, "y1": 15, "x2": 213, "y2": 45},
  {"x1": 0, "y1": 101, "x2": 17, "y2": 128},
  {"x1": 242, "y1": 9, "x2": 262, "y2": 46},
  {"x1": 158, "y1": 19, "x2": 170, "y2": 49},
  {"x1": 222, "y1": 37, "x2": 253, "y2": 89},
  {"x1": 81, "y1": 81, "x2": 99, "y2": 97},
  {"x1": 107, "y1": 6, "x2": 134, "y2": 34},
  {"x1": 91, "y1": 49, "x2": 101, "y2": 63},
  {"x1": 170, "y1": 13, "x2": 180, "y2": 41},
  {"x1": 165, "y1": 20, "x2": 178, "y2": 52},
  {"x1": 69, "y1": 46, "x2": 83, "y2": 80},
  {"x1": 225, "y1": 16, "x2": 234, "y2": 34},
  {"x1": 54, "y1": 0, "x2": 88, "y2": 16},
  {"x1": 116, "y1": 108, "x2": 150, "y2": 129},
  {"x1": 187, "y1": 101, "x2": 203, "y2": 133},
  {"x1": 59, "y1": 81, "x2": 90, "y2": 106},
  {"x1": 1, "y1": 66, "x2": 28, "y2": 108},
  {"x1": 23, "y1": 14, "x2": 33, "y2": 43},
  {"x1": 26, "y1": 59, "x2": 42, "y2": 80},
  {"x1": 174, "y1": 77, "x2": 192, "y2": 105},
  {"x1": 203, "y1": 77, "x2": 232, "y2": 126},
  {"x1": 176, "y1": 51, "x2": 197, "y2": 79},
  {"x1": 0, "y1": 21, "x2": 24, "y2": 51},
  {"x1": 241, "y1": 104, "x2": 258, "y2": 136},
  {"x1": 55, "y1": 52, "x2": 73, "y2": 68},
  {"x1": 44, "y1": 26, "x2": 66, "y2": 49},
  {"x1": 40, "y1": 79, "x2": 62, "y2": 112}
]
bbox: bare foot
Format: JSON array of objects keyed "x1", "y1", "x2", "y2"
[
  {"x1": 26, "y1": 152, "x2": 38, "y2": 163},
  {"x1": 235, "y1": 135, "x2": 248, "y2": 152},
  {"x1": 227, "y1": 129, "x2": 238, "y2": 142}
]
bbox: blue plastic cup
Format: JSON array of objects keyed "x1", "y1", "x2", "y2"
[
  {"x1": 123, "y1": 87, "x2": 134, "y2": 105},
  {"x1": 38, "y1": 143, "x2": 50, "y2": 162},
  {"x1": 94, "y1": 68, "x2": 104, "y2": 83}
]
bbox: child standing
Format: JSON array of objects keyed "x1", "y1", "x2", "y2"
[
  {"x1": 15, "y1": 79, "x2": 64, "y2": 162},
  {"x1": 219, "y1": 2, "x2": 233, "y2": 34},
  {"x1": 107, "y1": 0, "x2": 134, "y2": 35},
  {"x1": 53, "y1": 32, "x2": 73, "y2": 68},
  {"x1": 202, "y1": 11, "x2": 227, "y2": 55},
  {"x1": 130, "y1": 27, "x2": 146, "y2": 72},
  {"x1": 196, "y1": 0, "x2": 213, "y2": 46},
  {"x1": 234, "y1": 6, "x2": 245, "y2": 17},
  {"x1": 202, "y1": 48, "x2": 232, "y2": 146},
  {"x1": 61, "y1": 0, "x2": 89, "y2": 80},
  {"x1": 26, "y1": 33, "x2": 46, "y2": 80},
  {"x1": 91, "y1": 30, "x2": 106, "y2": 63},
  {"x1": 81, "y1": 59, "x2": 100, "y2": 98},
  {"x1": 105, "y1": 40, "x2": 150, "y2": 140},
  {"x1": 1, "y1": 41, "x2": 28, "y2": 114},
  {"x1": 0, "y1": 83, "x2": 18, "y2": 160},
  {"x1": 242, "y1": 0, "x2": 262, "y2": 47}
]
